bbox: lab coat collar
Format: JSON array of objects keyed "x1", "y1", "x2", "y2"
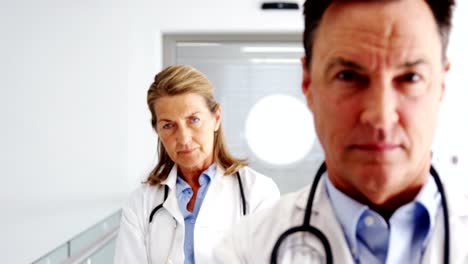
[
  {"x1": 293, "y1": 173, "x2": 356, "y2": 263},
  {"x1": 160, "y1": 164, "x2": 224, "y2": 189},
  {"x1": 292, "y1": 167, "x2": 468, "y2": 264},
  {"x1": 429, "y1": 163, "x2": 468, "y2": 217},
  {"x1": 294, "y1": 176, "x2": 327, "y2": 212},
  {"x1": 159, "y1": 164, "x2": 228, "y2": 225},
  {"x1": 205, "y1": 164, "x2": 226, "y2": 194},
  {"x1": 446, "y1": 180, "x2": 468, "y2": 217},
  {"x1": 160, "y1": 165, "x2": 178, "y2": 190},
  {"x1": 430, "y1": 162, "x2": 468, "y2": 217},
  {"x1": 195, "y1": 165, "x2": 227, "y2": 225},
  {"x1": 295, "y1": 167, "x2": 468, "y2": 216},
  {"x1": 160, "y1": 165, "x2": 183, "y2": 224}
]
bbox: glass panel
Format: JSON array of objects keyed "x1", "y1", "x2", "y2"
[
  {"x1": 32, "y1": 243, "x2": 68, "y2": 264},
  {"x1": 70, "y1": 211, "x2": 121, "y2": 256},
  {"x1": 32, "y1": 210, "x2": 121, "y2": 263},
  {"x1": 79, "y1": 239, "x2": 117, "y2": 264}
]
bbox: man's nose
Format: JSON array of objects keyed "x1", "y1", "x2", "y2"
[{"x1": 360, "y1": 81, "x2": 399, "y2": 130}]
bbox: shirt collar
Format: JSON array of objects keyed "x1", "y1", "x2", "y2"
[
  {"x1": 413, "y1": 174, "x2": 440, "y2": 236},
  {"x1": 325, "y1": 174, "x2": 368, "y2": 252},
  {"x1": 325, "y1": 172, "x2": 440, "y2": 252},
  {"x1": 176, "y1": 163, "x2": 217, "y2": 193}
]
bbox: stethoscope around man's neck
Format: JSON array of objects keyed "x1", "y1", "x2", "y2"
[{"x1": 270, "y1": 162, "x2": 450, "y2": 264}]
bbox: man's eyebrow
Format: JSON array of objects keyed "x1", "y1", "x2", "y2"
[
  {"x1": 324, "y1": 58, "x2": 429, "y2": 74},
  {"x1": 325, "y1": 57, "x2": 365, "y2": 75},
  {"x1": 398, "y1": 59, "x2": 428, "y2": 69}
]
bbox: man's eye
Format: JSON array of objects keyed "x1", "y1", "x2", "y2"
[
  {"x1": 336, "y1": 70, "x2": 359, "y2": 81},
  {"x1": 399, "y1": 73, "x2": 422, "y2": 83}
]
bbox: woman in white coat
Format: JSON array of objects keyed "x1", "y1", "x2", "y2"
[{"x1": 114, "y1": 65, "x2": 280, "y2": 264}]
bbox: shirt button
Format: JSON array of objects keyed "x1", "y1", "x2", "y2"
[{"x1": 364, "y1": 216, "x2": 375, "y2": 226}]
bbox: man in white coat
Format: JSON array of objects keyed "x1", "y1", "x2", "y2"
[{"x1": 215, "y1": 0, "x2": 468, "y2": 263}]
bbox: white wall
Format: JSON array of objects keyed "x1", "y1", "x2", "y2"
[
  {"x1": 1, "y1": 1, "x2": 130, "y2": 263},
  {"x1": 1, "y1": 0, "x2": 467, "y2": 263}
]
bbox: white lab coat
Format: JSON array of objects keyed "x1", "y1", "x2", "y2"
[
  {"x1": 114, "y1": 165, "x2": 280, "y2": 264},
  {"x1": 215, "y1": 170, "x2": 468, "y2": 263}
]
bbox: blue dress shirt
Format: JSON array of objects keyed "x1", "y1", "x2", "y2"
[
  {"x1": 325, "y1": 174, "x2": 440, "y2": 263},
  {"x1": 176, "y1": 163, "x2": 216, "y2": 264}
]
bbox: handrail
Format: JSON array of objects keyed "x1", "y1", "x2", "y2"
[
  {"x1": 62, "y1": 225, "x2": 119, "y2": 264},
  {"x1": 33, "y1": 210, "x2": 122, "y2": 264}
]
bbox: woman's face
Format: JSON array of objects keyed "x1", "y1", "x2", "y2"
[{"x1": 153, "y1": 93, "x2": 221, "y2": 174}]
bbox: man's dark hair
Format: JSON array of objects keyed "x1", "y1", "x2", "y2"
[{"x1": 302, "y1": 0, "x2": 455, "y2": 68}]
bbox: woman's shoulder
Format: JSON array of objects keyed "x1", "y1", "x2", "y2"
[
  {"x1": 237, "y1": 165, "x2": 262, "y2": 177},
  {"x1": 237, "y1": 166, "x2": 274, "y2": 185},
  {"x1": 122, "y1": 183, "x2": 165, "y2": 212},
  {"x1": 128, "y1": 183, "x2": 160, "y2": 198},
  {"x1": 237, "y1": 166, "x2": 281, "y2": 207}
]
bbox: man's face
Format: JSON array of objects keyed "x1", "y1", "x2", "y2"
[{"x1": 302, "y1": 0, "x2": 449, "y2": 204}]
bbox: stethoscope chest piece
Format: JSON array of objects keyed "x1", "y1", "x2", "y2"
[{"x1": 273, "y1": 226, "x2": 328, "y2": 264}]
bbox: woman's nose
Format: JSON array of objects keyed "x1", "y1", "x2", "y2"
[{"x1": 176, "y1": 126, "x2": 191, "y2": 145}]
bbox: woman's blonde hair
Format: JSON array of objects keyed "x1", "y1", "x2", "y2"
[{"x1": 145, "y1": 64, "x2": 247, "y2": 185}]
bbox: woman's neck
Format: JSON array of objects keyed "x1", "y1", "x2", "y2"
[{"x1": 179, "y1": 168, "x2": 203, "y2": 188}]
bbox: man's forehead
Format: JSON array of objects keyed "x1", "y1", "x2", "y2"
[
  {"x1": 311, "y1": 0, "x2": 443, "y2": 65},
  {"x1": 320, "y1": 0, "x2": 436, "y2": 31}
]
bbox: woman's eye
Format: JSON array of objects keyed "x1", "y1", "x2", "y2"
[
  {"x1": 162, "y1": 123, "x2": 173, "y2": 129},
  {"x1": 190, "y1": 117, "x2": 200, "y2": 123}
]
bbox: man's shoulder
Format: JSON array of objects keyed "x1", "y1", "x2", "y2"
[
  {"x1": 444, "y1": 176, "x2": 468, "y2": 217},
  {"x1": 235, "y1": 185, "x2": 310, "y2": 240},
  {"x1": 214, "y1": 186, "x2": 310, "y2": 263}
]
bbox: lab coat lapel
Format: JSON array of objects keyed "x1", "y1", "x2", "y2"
[
  {"x1": 147, "y1": 165, "x2": 185, "y2": 264},
  {"x1": 295, "y1": 179, "x2": 355, "y2": 264},
  {"x1": 196, "y1": 166, "x2": 229, "y2": 225},
  {"x1": 423, "y1": 179, "x2": 468, "y2": 264},
  {"x1": 161, "y1": 165, "x2": 184, "y2": 225}
]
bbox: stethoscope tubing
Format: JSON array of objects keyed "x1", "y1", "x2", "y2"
[
  {"x1": 148, "y1": 171, "x2": 246, "y2": 223},
  {"x1": 271, "y1": 162, "x2": 450, "y2": 264}
]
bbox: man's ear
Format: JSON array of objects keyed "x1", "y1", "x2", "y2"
[
  {"x1": 301, "y1": 56, "x2": 314, "y2": 111},
  {"x1": 440, "y1": 60, "x2": 451, "y2": 101},
  {"x1": 301, "y1": 56, "x2": 311, "y2": 95}
]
